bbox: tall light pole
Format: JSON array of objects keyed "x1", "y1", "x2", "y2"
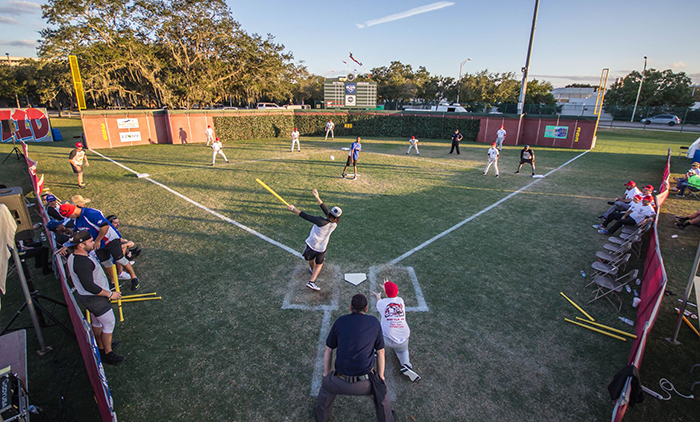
[
  {"x1": 631, "y1": 56, "x2": 647, "y2": 122},
  {"x1": 456, "y1": 58, "x2": 471, "y2": 104},
  {"x1": 517, "y1": 0, "x2": 540, "y2": 115}
]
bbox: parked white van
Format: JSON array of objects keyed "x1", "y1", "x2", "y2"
[{"x1": 256, "y1": 102, "x2": 282, "y2": 109}]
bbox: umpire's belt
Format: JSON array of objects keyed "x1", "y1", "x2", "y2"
[{"x1": 334, "y1": 372, "x2": 370, "y2": 383}]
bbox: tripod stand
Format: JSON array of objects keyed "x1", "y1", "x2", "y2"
[
  {"x1": 1, "y1": 248, "x2": 75, "y2": 352},
  {"x1": 2, "y1": 134, "x2": 24, "y2": 164}
]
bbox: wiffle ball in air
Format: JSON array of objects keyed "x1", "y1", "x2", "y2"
[{"x1": 330, "y1": 155, "x2": 335, "y2": 160}]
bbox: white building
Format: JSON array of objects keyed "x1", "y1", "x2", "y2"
[{"x1": 551, "y1": 87, "x2": 604, "y2": 117}]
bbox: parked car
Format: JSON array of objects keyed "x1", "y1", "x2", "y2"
[
  {"x1": 256, "y1": 102, "x2": 281, "y2": 109},
  {"x1": 222, "y1": 106, "x2": 239, "y2": 110},
  {"x1": 641, "y1": 114, "x2": 681, "y2": 126}
]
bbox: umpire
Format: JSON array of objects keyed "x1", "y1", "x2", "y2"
[{"x1": 316, "y1": 294, "x2": 394, "y2": 422}]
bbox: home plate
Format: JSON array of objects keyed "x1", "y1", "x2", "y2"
[
  {"x1": 137, "y1": 173, "x2": 150, "y2": 178},
  {"x1": 532, "y1": 175, "x2": 545, "y2": 179},
  {"x1": 344, "y1": 273, "x2": 367, "y2": 286}
]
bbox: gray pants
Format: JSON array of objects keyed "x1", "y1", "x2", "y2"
[
  {"x1": 484, "y1": 158, "x2": 499, "y2": 176},
  {"x1": 603, "y1": 201, "x2": 630, "y2": 218},
  {"x1": 496, "y1": 138, "x2": 504, "y2": 150},
  {"x1": 384, "y1": 337, "x2": 410, "y2": 367},
  {"x1": 316, "y1": 371, "x2": 394, "y2": 422}
]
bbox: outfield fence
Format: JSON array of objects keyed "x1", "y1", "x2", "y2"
[
  {"x1": 20, "y1": 142, "x2": 116, "y2": 422},
  {"x1": 611, "y1": 148, "x2": 671, "y2": 422}
]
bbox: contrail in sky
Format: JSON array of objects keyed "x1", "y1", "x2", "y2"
[{"x1": 356, "y1": 1, "x2": 455, "y2": 29}]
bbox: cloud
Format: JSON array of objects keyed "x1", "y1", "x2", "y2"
[
  {"x1": 356, "y1": 1, "x2": 454, "y2": 29},
  {"x1": 0, "y1": 1, "x2": 41, "y2": 16},
  {"x1": 671, "y1": 61, "x2": 686, "y2": 69},
  {"x1": 0, "y1": 39, "x2": 38, "y2": 47},
  {"x1": 0, "y1": 16, "x2": 19, "y2": 24}
]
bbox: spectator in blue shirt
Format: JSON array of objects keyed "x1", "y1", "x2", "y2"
[
  {"x1": 341, "y1": 137, "x2": 362, "y2": 179},
  {"x1": 60, "y1": 203, "x2": 141, "y2": 290}
]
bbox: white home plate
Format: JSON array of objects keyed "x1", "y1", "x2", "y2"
[
  {"x1": 137, "y1": 173, "x2": 150, "y2": 178},
  {"x1": 532, "y1": 175, "x2": 545, "y2": 178},
  {"x1": 344, "y1": 273, "x2": 367, "y2": 286}
]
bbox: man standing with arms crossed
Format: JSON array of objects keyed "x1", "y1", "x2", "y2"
[
  {"x1": 288, "y1": 189, "x2": 342, "y2": 291},
  {"x1": 66, "y1": 231, "x2": 125, "y2": 365},
  {"x1": 449, "y1": 129, "x2": 463, "y2": 155},
  {"x1": 324, "y1": 119, "x2": 335, "y2": 140},
  {"x1": 496, "y1": 125, "x2": 506, "y2": 151},
  {"x1": 341, "y1": 137, "x2": 361, "y2": 179},
  {"x1": 68, "y1": 142, "x2": 89, "y2": 188},
  {"x1": 316, "y1": 294, "x2": 394, "y2": 422}
]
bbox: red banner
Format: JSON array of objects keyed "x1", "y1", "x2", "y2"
[
  {"x1": 1, "y1": 108, "x2": 54, "y2": 143},
  {"x1": 611, "y1": 148, "x2": 671, "y2": 422}
]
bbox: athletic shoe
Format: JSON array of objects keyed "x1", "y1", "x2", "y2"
[
  {"x1": 305, "y1": 281, "x2": 320, "y2": 291},
  {"x1": 129, "y1": 260, "x2": 135, "y2": 266},
  {"x1": 400, "y1": 364, "x2": 421, "y2": 382},
  {"x1": 351, "y1": 176, "x2": 357, "y2": 180},
  {"x1": 675, "y1": 216, "x2": 688, "y2": 223},
  {"x1": 514, "y1": 171, "x2": 520, "y2": 174},
  {"x1": 592, "y1": 224, "x2": 604, "y2": 230},
  {"x1": 225, "y1": 160, "x2": 230, "y2": 163},
  {"x1": 117, "y1": 271, "x2": 130, "y2": 280},
  {"x1": 675, "y1": 194, "x2": 685, "y2": 197},
  {"x1": 104, "y1": 351, "x2": 125, "y2": 365},
  {"x1": 675, "y1": 222, "x2": 687, "y2": 229},
  {"x1": 607, "y1": 201, "x2": 615, "y2": 205},
  {"x1": 483, "y1": 172, "x2": 486, "y2": 176},
  {"x1": 131, "y1": 278, "x2": 140, "y2": 291},
  {"x1": 495, "y1": 174, "x2": 499, "y2": 178},
  {"x1": 341, "y1": 173, "x2": 345, "y2": 179},
  {"x1": 128, "y1": 248, "x2": 141, "y2": 259},
  {"x1": 596, "y1": 215, "x2": 605, "y2": 220},
  {"x1": 78, "y1": 184, "x2": 86, "y2": 189},
  {"x1": 597, "y1": 229, "x2": 610, "y2": 235}
]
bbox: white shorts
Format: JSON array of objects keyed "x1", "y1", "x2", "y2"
[{"x1": 91, "y1": 309, "x2": 116, "y2": 333}]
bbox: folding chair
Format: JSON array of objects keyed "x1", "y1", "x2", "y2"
[
  {"x1": 686, "y1": 186, "x2": 700, "y2": 201},
  {"x1": 590, "y1": 253, "x2": 630, "y2": 278},
  {"x1": 596, "y1": 241, "x2": 632, "y2": 263},
  {"x1": 588, "y1": 269, "x2": 639, "y2": 312},
  {"x1": 605, "y1": 234, "x2": 643, "y2": 259}
]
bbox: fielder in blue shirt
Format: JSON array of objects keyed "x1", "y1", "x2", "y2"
[{"x1": 342, "y1": 137, "x2": 362, "y2": 179}]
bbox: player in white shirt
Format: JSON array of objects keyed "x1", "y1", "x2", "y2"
[
  {"x1": 211, "y1": 137, "x2": 229, "y2": 165},
  {"x1": 291, "y1": 127, "x2": 301, "y2": 152},
  {"x1": 599, "y1": 180, "x2": 642, "y2": 219},
  {"x1": 496, "y1": 125, "x2": 506, "y2": 151},
  {"x1": 406, "y1": 136, "x2": 419, "y2": 155},
  {"x1": 205, "y1": 125, "x2": 214, "y2": 146},
  {"x1": 324, "y1": 119, "x2": 335, "y2": 140},
  {"x1": 372, "y1": 279, "x2": 420, "y2": 382},
  {"x1": 595, "y1": 195, "x2": 655, "y2": 235},
  {"x1": 483, "y1": 142, "x2": 500, "y2": 177}
]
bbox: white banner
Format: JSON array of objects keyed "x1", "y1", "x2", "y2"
[
  {"x1": 117, "y1": 118, "x2": 139, "y2": 129},
  {"x1": 345, "y1": 95, "x2": 356, "y2": 106},
  {"x1": 119, "y1": 132, "x2": 141, "y2": 142}
]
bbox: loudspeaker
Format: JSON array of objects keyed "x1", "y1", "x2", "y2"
[{"x1": 0, "y1": 186, "x2": 33, "y2": 241}]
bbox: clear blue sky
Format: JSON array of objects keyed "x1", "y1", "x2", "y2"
[{"x1": 1, "y1": 0, "x2": 698, "y2": 88}]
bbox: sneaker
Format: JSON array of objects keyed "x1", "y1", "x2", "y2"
[
  {"x1": 400, "y1": 364, "x2": 421, "y2": 382},
  {"x1": 675, "y1": 194, "x2": 685, "y2": 197},
  {"x1": 675, "y1": 222, "x2": 686, "y2": 229},
  {"x1": 79, "y1": 183, "x2": 86, "y2": 189},
  {"x1": 596, "y1": 215, "x2": 605, "y2": 220},
  {"x1": 225, "y1": 160, "x2": 230, "y2": 163},
  {"x1": 129, "y1": 260, "x2": 135, "y2": 266},
  {"x1": 305, "y1": 281, "x2": 320, "y2": 291},
  {"x1": 131, "y1": 278, "x2": 140, "y2": 291},
  {"x1": 128, "y1": 248, "x2": 141, "y2": 259},
  {"x1": 607, "y1": 201, "x2": 615, "y2": 205},
  {"x1": 495, "y1": 174, "x2": 499, "y2": 178},
  {"x1": 483, "y1": 172, "x2": 486, "y2": 176},
  {"x1": 104, "y1": 351, "x2": 125, "y2": 365},
  {"x1": 592, "y1": 224, "x2": 604, "y2": 230},
  {"x1": 597, "y1": 229, "x2": 610, "y2": 235},
  {"x1": 341, "y1": 173, "x2": 345, "y2": 179},
  {"x1": 514, "y1": 171, "x2": 520, "y2": 174},
  {"x1": 117, "y1": 271, "x2": 130, "y2": 280}
]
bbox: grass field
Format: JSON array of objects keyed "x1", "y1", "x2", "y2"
[{"x1": 1, "y1": 119, "x2": 699, "y2": 421}]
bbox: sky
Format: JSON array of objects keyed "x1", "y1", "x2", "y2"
[{"x1": 1, "y1": 0, "x2": 698, "y2": 88}]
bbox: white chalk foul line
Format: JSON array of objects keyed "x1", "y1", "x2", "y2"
[
  {"x1": 389, "y1": 149, "x2": 590, "y2": 265},
  {"x1": 309, "y1": 309, "x2": 333, "y2": 397},
  {"x1": 89, "y1": 149, "x2": 303, "y2": 259}
]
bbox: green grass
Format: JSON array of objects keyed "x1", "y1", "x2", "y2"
[{"x1": 1, "y1": 119, "x2": 699, "y2": 421}]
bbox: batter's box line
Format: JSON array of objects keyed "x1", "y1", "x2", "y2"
[{"x1": 368, "y1": 265, "x2": 429, "y2": 312}]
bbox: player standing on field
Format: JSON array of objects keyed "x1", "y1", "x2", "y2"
[
  {"x1": 341, "y1": 137, "x2": 361, "y2": 179},
  {"x1": 288, "y1": 189, "x2": 342, "y2": 291},
  {"x1": 449, "y1": 129, "x2": 463, "y2": 155},
  {"x1": 205, "y1": 125, "x2": 214, "y2": 146},
  {"x1": 211, "y1": 137, "x2": 229, "y2": 166},
  {"x1": 406, "y1": 136, "x2": 419, "y2": 155},
  {"x1": 325, "y1": 119, "x2": 335, "y2": 140},
  {"x1": 69, "y1": 142, "x2": 89, "y2": 189},
  {"x1": 483, "y1": 142, "x2": 500, "y2": 177},
  {"x1": 496, "y1": 125, "x2": 506, "y2": 151},
  {"x1": 291, "y1": 127, "x2": 301, "y2": 152}
]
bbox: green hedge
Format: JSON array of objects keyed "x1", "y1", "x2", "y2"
[{"x1": 213, "y1": 112, "x2": 480, "y2": 141}]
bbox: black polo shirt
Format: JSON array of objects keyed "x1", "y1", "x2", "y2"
[{"x1": 326, "y1": 312, "x2": 384, "y2": 376}]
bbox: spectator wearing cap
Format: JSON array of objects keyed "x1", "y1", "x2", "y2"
[
  {"x1": 316, "y1": 294, "x2": 394, "y2": 422},
  {"x1": 47, "y1": 220, "x2": 73, "y2": 247},
  {"x1": 483, "y1": 142, "x2": 500, "y2": 177},
  {"x1": 598, "y1": 181, "x2": 642, "y2": 220},
  {"x1": 515, "y1": 145, "x2": 535, "y2": 176},
  {"x1": 65, "y1": 230, "x2": 125, "y2": 365},
  {"x1": 288, "y1": 189, "x2": 341, "y2": 292},
  {"x1": 595, "y1": 195, "x2": 656, "y2": 235},
  {"x1": 406, "y1": 136, "x2": 419, "y2": 155},
  {"x1": 211, "y1": 137, "x2": 229, "y2": 166},
  {"x1": 59, "y1": 203, "x2": 141, "y2": 291},
  {"x1": 70, "y1": 194, "x2": 91, "y2": 208},
  {"x1": 69, "y1": 142, "x2": 89, "y2": 189},
  {"x1": 672, "y1": 162, "x2": 700, "y2": 193},
  {"x1": 372, "y1": 279, "x2": 419, "y2": 382},
  {"x1": 205, "y1": 125, "x2": 214, "y2": 146},
  {"x1": 676, "y1": 173, "x2": 700, "y2": 197},
  {"x1": 44, "y1": 194, "x2": 62, "y2": 221}
]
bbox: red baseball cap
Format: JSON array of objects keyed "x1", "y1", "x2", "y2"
[
  {"x1": 624, "y1": 181, "x2": 636, "y2": 187},
  {"x1": 384, "y1": 281, "x2": 398, "y2": 298},
  {"x1": 643, "y1": 185, "x2": 654, "y2": 190},
  {"x1": 75, "y1": 142, "x2": 83, "y2": 148},
  {"x1": 59, "y1": 203, "x2": 77, "y2": 217},
  {"x1": 634, "y1": 195, "x2": 642, "y2": 200},
  {"x1": 643, "y1": 195, "x2": 654, "y2": 202},
  {"x1": 215, "y1": 137, "x2": 219, "y2": 141},
  {"x1": 492, "y1": 142, "x2": 497, "y2": 147}
]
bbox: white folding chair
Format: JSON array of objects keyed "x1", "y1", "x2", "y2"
[{"x1": 588, "y1": 269, "x2": 639, "y2": 312}]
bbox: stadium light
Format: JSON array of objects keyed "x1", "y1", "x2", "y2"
[
  {"x1": 456, "y1": 58, "x2": 471, "y2": 105},
  {"x1": 631, "y1": 56, "x2": 648, "y2": 123},
  {"x1": 517, "y1": 0, "x2": 540, "y2": 115}
]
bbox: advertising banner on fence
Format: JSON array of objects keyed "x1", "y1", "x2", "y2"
[
  {"x1": 544, "y1": 125, "x2": 568, "y2": 139},
  {"x1": 1, "y1": 108, "x2": 54, "y2": 143}
]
